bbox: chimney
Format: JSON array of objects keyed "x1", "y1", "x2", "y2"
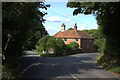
[
  {"x1": 74, "y1": 23, "x2": 77, "y2": 30},
  {"x1": 61, "y1": 23, "x2": 66, "y2": 31}
]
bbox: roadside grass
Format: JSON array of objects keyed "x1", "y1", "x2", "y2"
[
  {"x1": 96, "y1": 53, "x2": 120, "y2": 75},
  {"x1": 2, "y1": 59, "x2": 19, "y2": 80}
]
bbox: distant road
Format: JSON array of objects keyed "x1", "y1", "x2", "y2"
[{"x1": 19, "y1": 51, "x2": 119, "y2": 80}]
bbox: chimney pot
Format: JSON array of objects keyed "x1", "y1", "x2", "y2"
[
  {"x1": 61, "y1": 23, "x2": 66, "y2": 31},
  {"x1": 74, "y1": 23, "x2": 77, "y2": 30}
]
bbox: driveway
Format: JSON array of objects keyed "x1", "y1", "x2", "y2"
[{"x1": 19, "y1": 51, "x2": 119, "y2": 80}]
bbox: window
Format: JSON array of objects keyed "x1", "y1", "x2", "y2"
[
  {"x1": 75, "y1": 38, "x2": 78, "y2": 42},
  {"x1": 64, "y1": 38, "x2": 67, "y2": 42},
  {"x1": 87, "y1": 45, "x2": 89, "y2": 48}
]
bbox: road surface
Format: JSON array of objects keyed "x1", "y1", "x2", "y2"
[{"x1": 19, "y1": 51, "x2": 119, "y2": 80}]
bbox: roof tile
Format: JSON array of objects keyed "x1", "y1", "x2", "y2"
[{"x1": 54, "y1": 30, "x2": 93, "y2": 39}]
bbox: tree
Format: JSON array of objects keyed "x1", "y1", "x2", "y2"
[
  {"x1": 2, "y1": 2, "x2": 50, "y2": 60},
  {"x1": 67, "y1": 2, "x2": 120, "y2": 56},
  {"x1": 67, "y1": 2, "x2": 120, "y2": 74},
  {"x1": 2, "y1": 2, "x2": 50, "y2": 79},
  {"x1": 25, "y1": 26, "x2": 48, "y2": 50}
]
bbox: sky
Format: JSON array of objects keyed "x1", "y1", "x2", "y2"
[{"x1": 40, "y1": 2, "x2": 98, "y2": 36}]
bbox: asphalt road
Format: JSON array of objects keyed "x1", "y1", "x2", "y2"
[{"x1": 19, "y1": 51, "x2": 119, "y2": 80}]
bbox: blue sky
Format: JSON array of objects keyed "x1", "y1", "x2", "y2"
[{"x1": 40, "y1": 2, "x2": 98, "y2": 36}]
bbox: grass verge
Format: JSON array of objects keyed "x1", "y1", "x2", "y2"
[{"x1": 96, "y1": 53, "x2": 120, "y2": 75}]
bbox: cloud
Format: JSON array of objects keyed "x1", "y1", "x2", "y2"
[
  {"x1": 77, "y1": 24, "x2": 88, "y2": 30},
  {"x1": 65, "y1": 18, "x2": 71, "y2": 22},
  {"x1": 45, "y1": 16, "x2": 62, "y2": 23}
]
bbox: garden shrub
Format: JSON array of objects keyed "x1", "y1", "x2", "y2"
[
  {"x1": 65, "y1": 44, "x2": 72, "y2": 50},
  {"x1": 55, "y1": 38, "x2": 65, "y2": 56},
  {"x1": 69, "y1": 42, "x2": 79, "y2": 50},
  {"x1": 36, "y1": 35, "x2": 50, "y2": 52},
  {"x1": 36, "y1": 36, "x2": 65, "y2": 56}
]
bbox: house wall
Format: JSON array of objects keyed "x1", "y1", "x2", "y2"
[
  {"x1": 61, "y1": 38, "x2": 94, "y2": 52},
  {"x1": 81, "y1": 39, "x2": 94, "y2": 52}
]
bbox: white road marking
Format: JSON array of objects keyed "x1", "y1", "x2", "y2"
[
  {"x1": 19, "y1": 63, "x2": 42, "y2": 77},
  {"x1": 70, "y1": 74, "x2": 78, "y2": 80}
]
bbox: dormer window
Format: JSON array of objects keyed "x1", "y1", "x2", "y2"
[
  {"x1": 64, "y1": 38, "x2": 67, "y2": 42},
  {"x1": 75, "y1": 38, "x2": 78, "y2": 42}
]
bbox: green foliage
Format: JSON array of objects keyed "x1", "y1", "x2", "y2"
[
  {"x1": 67, "y1": 2, "x2": 120, "y2": 56},
  {"x1": 65, "y1": 44, "x2": 72, "y2": 51},
  {"x1": 2, "y1": 2, "x2": 50, "y2": 59},
  {"x1": 40, "y1": 53, "x2": 56, "y2": 57},
  {"x1": 37, "y1": 36, "x2": 65, "y2": 56},
  {"x1": 97, "y1": 53, "x2": 120, "y2": 74},
  {"x1": 25, "y1": 28, "x2": 48, "y2": 50},
  {"x1": 67, "y1": 2, "x2": 120, "y2": 74},
  {"x1": 2, "y1": 2, "x2": 50, "y2": 79},
  {"x1": 68, "y1": 28, "x2": 74, "y2": 30},
  {"x1": 69, "y1": 42, "x2": 79, "y2": 50},
  {"x1": 55, "y1": 38, "x2": 65, "y2": 56},
  {"x1": 37, "y1": 35, "x2": 50, "y2": 52},
  {"x1": 46, "y1": 36, "x2": 56, "y2": 50}
]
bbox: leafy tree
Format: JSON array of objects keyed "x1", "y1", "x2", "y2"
[
  {"x1": 25, "y1": 27, "x2": 48, "y2": 50},
  {"x1": 67, "y1": 2, "x2": 120, "y2": 73},
  {"x1": 2, "y1": 2, "x2": 50, "y2": 79},
  {"x1": 67, "y1": 2, "x2": 120, "y2": 56},
  {"x1": 2, "y1": 2, "x2": 50, "y2": 60}
]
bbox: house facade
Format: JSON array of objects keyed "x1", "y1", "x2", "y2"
[{"x1": 54, "y1": 23, "x2": 95, "y2": 52}]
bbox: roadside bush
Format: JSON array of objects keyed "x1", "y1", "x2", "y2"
[
  {"x1": 55, "y1": 38, "x2": 65, "y2": 56},
  {"x1": 69, "y1": 42, "x2": 79, "y2": 50},
  {"x1": 36, "y1": 35, "x2": 50, "y2": 52},
  {"x1": 46, "y1": 36, "x2": 56, "y2": 51},
  {"x1": 65, "y1": 44, "x2": 72, "y2": 50},
  {"x1": 36, "y1": 36, "x2": 65, "y2": 56}
]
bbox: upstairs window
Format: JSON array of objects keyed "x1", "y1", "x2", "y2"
[
  {"x1": 75, "y1": 38, "x2": 78, "y2": 42},
  {"x1": 64, "y1": 38, "x2": 67, "y2": 42}
]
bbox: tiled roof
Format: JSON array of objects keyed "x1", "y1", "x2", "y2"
[{"x1": 54, "y1": 30, "x2": 93, "y2": 39}]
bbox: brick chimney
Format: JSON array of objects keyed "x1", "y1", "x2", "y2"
[
  {"x1": 74, "y1": 23, "x2": 77, "y2": 30},
  {"x1": 61, "y1": 23, "x2": 66, "y2": 31}
]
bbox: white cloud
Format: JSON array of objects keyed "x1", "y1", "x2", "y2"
[
  {"x1": 45, "y1": 16, "x2": 62, "y2": 22},
  {"x1": 77, "y1": 24, "x2": 88, "y2": 30},
  {"x1": 65, "y1": 18, "x2": 71, "y2": 22}
]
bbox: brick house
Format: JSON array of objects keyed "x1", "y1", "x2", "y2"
[{"x1": 54, "y1": 23, "x2": 95, "y2": 52}]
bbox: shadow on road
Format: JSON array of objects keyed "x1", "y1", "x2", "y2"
[{"x1": 19, "y1": 52, "x2": 119, "y2": 79}]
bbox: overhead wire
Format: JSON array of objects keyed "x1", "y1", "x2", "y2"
[{"x1": 46, "y1": 9, "x2": 98, "y2": 28}]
